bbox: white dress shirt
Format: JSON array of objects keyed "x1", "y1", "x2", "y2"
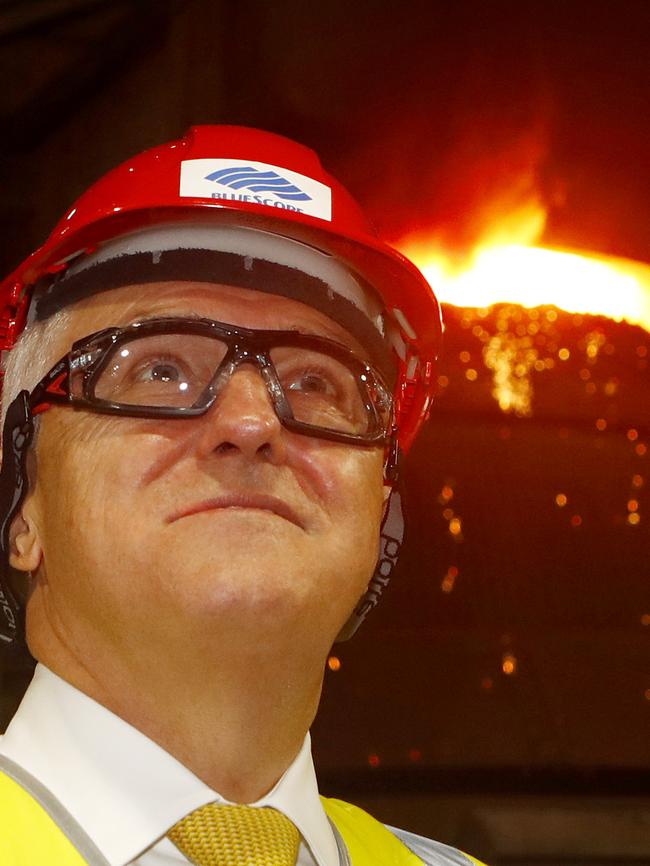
[{"x1": 0, "y1": 664, "x2": 341, "y2": 866}]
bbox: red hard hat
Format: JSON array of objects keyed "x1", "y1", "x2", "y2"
[{"x1": 0, "y1": 125, "x2": 441, "y2": 451}]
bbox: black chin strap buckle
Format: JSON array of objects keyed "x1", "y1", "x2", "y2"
[
  {"x1": 336, "y1": 487, "x2": 404, "y2": 642},
  {"x1": 0, "y1": 391, "x2": 34, "y2": 647},
  {"x1": 335, "y1": 430, "x2": 404, "y2": 643}
]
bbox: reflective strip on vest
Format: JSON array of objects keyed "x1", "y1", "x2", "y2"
[
  {"x1": 0, "y1": 755, "x2": 110, "y2": 865},
  {"x1": 387, "y1": 824, "x2": 487, "y2": 866}
]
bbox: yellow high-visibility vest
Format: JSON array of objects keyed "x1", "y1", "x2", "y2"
[{"x1": 0, "y1": 761, "x2": 485, "y2": 865}]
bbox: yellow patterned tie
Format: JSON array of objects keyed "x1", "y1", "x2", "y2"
[{"x1": 167, "y1": 802, "x2": 300, "y2": 866}]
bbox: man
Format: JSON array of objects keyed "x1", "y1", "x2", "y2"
[{"x1": 0, "y1": 126, "x2": 483, "y2": 865}]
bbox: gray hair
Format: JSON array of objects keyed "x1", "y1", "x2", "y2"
[{"x1": 1, "y1": 310, "x2": 72, "y2": 429}]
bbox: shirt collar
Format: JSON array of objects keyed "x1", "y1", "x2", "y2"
[{"x1": 0, "y1": 664, "x2": 338, "y2": 866}]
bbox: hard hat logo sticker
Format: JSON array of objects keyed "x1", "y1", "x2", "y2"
[
  {"x1": 180, "y1": 158, "x2": 332, "y2": 221},
  {"x1": 204, "y1": 166, "x2": 312, "y2": 202}
]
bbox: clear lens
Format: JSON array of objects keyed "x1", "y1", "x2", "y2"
[
  {"x1": 92, "y1": 333, "x2": 227, "y2": 408},
  {"x1": 270, "y1": 346, "x2": 387, "y2": 435}
]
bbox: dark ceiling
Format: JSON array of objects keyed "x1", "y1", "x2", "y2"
[{"x1": 2, "y1": 0, "x2": 650, "y2": 266}]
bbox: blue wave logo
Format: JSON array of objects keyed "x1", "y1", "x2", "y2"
[{"x1": 204, "y1": 166, "x2": 312, "y2": 202}]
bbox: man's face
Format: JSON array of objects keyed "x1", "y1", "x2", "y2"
[{"x1": 21, "y1": 282, "x2": 389, "y2": 662}]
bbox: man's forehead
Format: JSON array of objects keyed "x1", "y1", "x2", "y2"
[{"x1": 64, "y1": 281, "x2": 374, "y2": 357}]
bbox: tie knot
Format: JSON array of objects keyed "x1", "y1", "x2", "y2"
[{"x1": 168, "y1": 802, "x2": 300, "y2": 866}]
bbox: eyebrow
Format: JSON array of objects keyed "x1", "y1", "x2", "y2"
[
  {"x1": 116, "y1": 313, "x2": 371, "y2": 362},
  {"x1": 124, "y1": 313, "x2": 340, "y2": 339},
  {"x1": 121, "y1": 310, "x2": 204, "y2": 327}
]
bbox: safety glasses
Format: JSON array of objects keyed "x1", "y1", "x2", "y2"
[{"x1": 28, "y1": 316, "x2": 395, "y2": 445}]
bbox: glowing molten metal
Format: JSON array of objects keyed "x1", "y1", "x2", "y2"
[
  {"x1": 399, "y1": 213, "x2": 650, "y2": 417},
  {"x1": 402, "y1": 243, "x2": 650, "y2": 332}
]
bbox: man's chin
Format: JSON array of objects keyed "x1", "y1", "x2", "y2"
[
  {"x1": 153, "y1": 555, "x2": 317, "y2": 612},
  {"x1": 158, "y1": 580, "x2": 329, "y2": 647}
]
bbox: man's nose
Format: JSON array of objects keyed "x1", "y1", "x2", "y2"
[{"x1": 195, "y1": 366, "x2": 288, "y2": 463}]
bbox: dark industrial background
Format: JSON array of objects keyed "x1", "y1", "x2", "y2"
[{"x1": 1, "y1": 2, "x2": 649, "y2": 863}]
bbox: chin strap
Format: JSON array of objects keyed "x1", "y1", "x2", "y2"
[
  {"x1": 0, "y1": 391, "x2": 34, "y2": 648},
  {"x1": 335, "y1": 485, "x2": 405, "y2": 642}
]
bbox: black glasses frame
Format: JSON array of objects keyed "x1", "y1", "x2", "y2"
[{"x1": 29, "y1": 316, "x2": 394, "y2": 446}]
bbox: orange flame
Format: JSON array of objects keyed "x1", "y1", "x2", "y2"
[
  {"x1": 400, "y1": 201, "x2": 650, "y2": 332},
  {"x1": 398, "y1": 198, "x2": 650, "y2": 416}
]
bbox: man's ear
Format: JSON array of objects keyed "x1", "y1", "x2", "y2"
[{"x1": 8, "y1": 510, "x2": 42, "y2": 573}]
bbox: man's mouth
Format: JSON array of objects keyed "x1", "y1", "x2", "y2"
[{"x1": 167, "y1": 493, "x2": 305, "y2": 528}]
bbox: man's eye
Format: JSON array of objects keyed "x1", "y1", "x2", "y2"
[
  {"x1": 287, "y1": 373, "x2": 335, "y2": 395},
  {"x1": 137, "y1": 361, "x2": 182, "y2": 383}
]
